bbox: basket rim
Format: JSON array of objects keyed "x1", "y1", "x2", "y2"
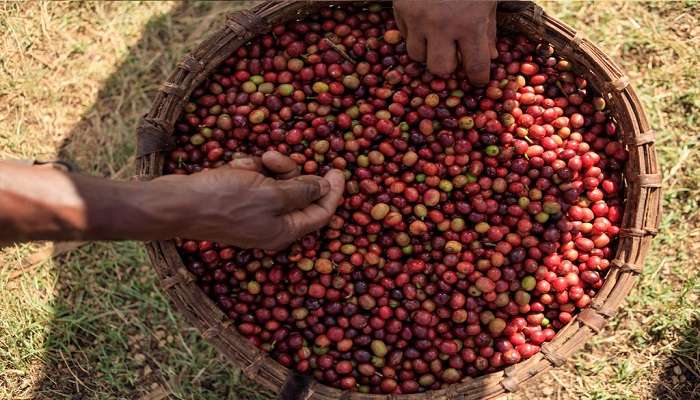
[{"x1": 136, "y1": 1, "x2": 662, "y2": 399}]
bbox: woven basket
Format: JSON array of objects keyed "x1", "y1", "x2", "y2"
[{"x1": 136, "y1": 1, "x2": 662, "y2": 399}]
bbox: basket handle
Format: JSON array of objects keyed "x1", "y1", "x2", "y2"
[
  {"x1": 497, "y1": 0, "x2": 535, "y2": 13},
  {"x1": 136, "y1": 116, "x2": 175, "y2": 158},
  {"x1": 277, "y1": 372, "x2": 313, "y2": 400}
]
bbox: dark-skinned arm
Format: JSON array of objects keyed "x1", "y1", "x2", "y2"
[{"x1": 0, "y1": 152, "x2": 344, "y2": 250}]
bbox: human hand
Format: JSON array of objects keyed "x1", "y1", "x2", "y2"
[
  {"x1": 393, "y1": 0, "x2": 497, "y2": 85},
  {"x1": 152, "y1": 151, "x2": 345, "y2": 250}
]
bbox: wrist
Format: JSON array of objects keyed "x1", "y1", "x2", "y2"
[
  {"x1": 77, "y1": 176, "x2": 186, "y2": 241},
  {"x1": 128, "y1": 176, "x2": 192, "y2": 240}
]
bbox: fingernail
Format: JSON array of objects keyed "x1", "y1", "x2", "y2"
[
  {"x1": 328, "y1": 168, "x2": 345, "y2": 181},
  {"x1": 230, "y1": 158, "x2": 253, "y2": 168},
  {"x1": 319, "y1": 177, "x2": 330, "y2": 195},
  {"x1": 295, "y1": 176, "x2": 330, "y2": 196}
]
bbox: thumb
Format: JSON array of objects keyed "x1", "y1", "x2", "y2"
[
  {"x1": 272, "y1": 175, "x2": 330, "y2": 213},
  {"x1": 280, "y1": 169, "x2": 345, "y2": 239}
]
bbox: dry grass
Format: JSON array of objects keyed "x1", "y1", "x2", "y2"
[{"x1": 0, "y1": 1, "x2": 698, "y2": 399}]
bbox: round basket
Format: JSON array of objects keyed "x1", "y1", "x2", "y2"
[{"x1": 136, "y1": 1, "x2": 662, "y2": 399}]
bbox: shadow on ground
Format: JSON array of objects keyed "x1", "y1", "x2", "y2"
[
  {"x1": 23, "y1": 2, "x2": 697, "y2": 400},
  {"x1": 30, "y1": 2, "x2": 270, "y2": 399},
  {"x1": 651, "y1": 315, "x2": 700, "y2": 400}
]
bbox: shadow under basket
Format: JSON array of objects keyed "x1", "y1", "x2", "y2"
[{"x1": 136, "y1": 1, "x2": 662, "y2": 399}]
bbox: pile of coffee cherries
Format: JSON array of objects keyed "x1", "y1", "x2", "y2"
[{"x1": 167, "y1": 3, "x2": 626, "y2": 394}]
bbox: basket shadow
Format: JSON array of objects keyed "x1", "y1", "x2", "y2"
[
  {"x1": 56, "y1": 1, "x2": 233, "y2": 176},
  {"x1": 30, "y1": 2, "x2": 269, "y2": 399},
  {"x1": 650, "y1": 314, "x2": 700, "y2": 400}
]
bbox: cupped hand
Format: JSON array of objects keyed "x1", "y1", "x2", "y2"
[
  {"x1": 153, "y1": 151, "x2": 345, "y2": 250},
  {"x1": 393, "y1": 0, "x2": 497, "y2": 85}
]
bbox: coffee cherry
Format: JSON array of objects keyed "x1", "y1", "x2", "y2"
[{"x1": 173, "y1": 5, "x2": 625, "y2": 394}]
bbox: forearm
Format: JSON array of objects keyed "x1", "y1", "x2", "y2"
[
  {"x1": 0, "y1": 150, "x2": 344, "y2": 249},
  {"x1": 0, "y1": 163, "x2": 185, "y2": 243}
]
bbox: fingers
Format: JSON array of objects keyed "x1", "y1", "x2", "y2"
[
  {"x1": 282, "y1": 169, "x2": 345, "y2": 237},
  {"x1": 272, "y1": 175, "x2": 330, "y2": 213},
  {"x1": 488, "y1": 6, "x2": 498, "y2": 60},
  {"x1": 458, "y1": 1, "x2": 496, "y2": 85},
  {"x1": 459, "y1": 29, "x2": 491, "y2": 86},
  {"x1": 394, "y1": 7, "x2": 408, "y2": 37},
  {"x1": 230, "y1": 151, "x2": 302, "y2": 181},
  {"x1": 314, "y1": 169, "x2": 345, "y2": 215},
  {"x1": 406, "y1": 32, "x2": 426, "y2": 62},
  {"x1": 229, "y1": 155, "x2": 263, "y2": 172},
  {"x1": 262, "y1": 150, "x2": 300, "y2": 179},
  {"x1": 426, "y1": 33, "x2": 458, "y2": 75},
  {"x1": 394, "y1": 0, "x2": 426, "y2": 62},
  {"x1": 395, "y1": 1, "x2": 426, "y2": 63}
]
